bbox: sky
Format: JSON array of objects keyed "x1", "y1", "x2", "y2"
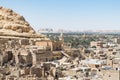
[{"x1": 0, "y1": 0, "x2": 120, "y2": 31}]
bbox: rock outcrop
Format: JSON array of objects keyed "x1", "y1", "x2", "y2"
[
  {"x1": 0, "y1": 6, "x2": 46, "y2": 38},
  {"x1": 0, "y1": 6, "x2": 35, "y2": 33}
]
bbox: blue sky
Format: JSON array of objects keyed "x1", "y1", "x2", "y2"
[{"x1": 0, "y1": 0, "x2": 120, "y2": 31}]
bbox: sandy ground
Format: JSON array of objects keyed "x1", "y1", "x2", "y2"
[{"x1": 99, "y1": 70, "x2": 119, "y2": 80}]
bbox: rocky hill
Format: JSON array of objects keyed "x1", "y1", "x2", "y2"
[{"x1": 0, "y1": 6, "x2": 46, "y2": 38}]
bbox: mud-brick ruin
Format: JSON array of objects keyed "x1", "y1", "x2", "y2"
[{"x1": 0, "y1": 6, "x2": 51, "y2": 66}]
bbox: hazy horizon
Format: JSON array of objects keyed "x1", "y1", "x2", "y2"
[{"x1": 0, "y1": 0, "x2": 120, "y2": 31}]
